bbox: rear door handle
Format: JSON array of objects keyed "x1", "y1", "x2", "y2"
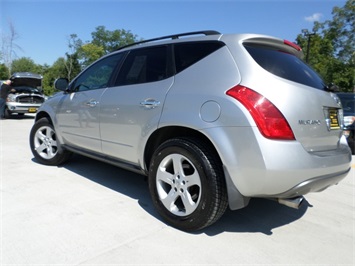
[{"x1": 140, "y1": 99, "x2": 160, "y2": 109}]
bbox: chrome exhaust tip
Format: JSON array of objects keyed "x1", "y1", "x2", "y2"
[{"x1": 278, "y1": 196, "x2": 304, "y2": 209}]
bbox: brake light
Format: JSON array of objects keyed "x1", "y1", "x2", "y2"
[
  {"x1": 226, "y1": 85, "x2": 295, "y2": 140},
  {"x1": 284, "y1": 40, "x2": 302, "y2": 51}
]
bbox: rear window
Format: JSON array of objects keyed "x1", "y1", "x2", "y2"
[{"x1": 244, "y1": 45, "x2": 326, "y2": 90}]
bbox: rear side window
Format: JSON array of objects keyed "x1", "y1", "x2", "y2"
[
  {"x1": 244, "y1": 45, "x2": 326, "y2": 90},
  {"x1": 174, "y1": 41, "x2": 225, "y2": 73},
  {"x1": 115, "y1": 46, "x2": 168, "y2": 86}
]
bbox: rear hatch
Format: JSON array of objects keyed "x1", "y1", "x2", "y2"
[{"x1": 240, "y1": 37, "x2": 343, "y2": 152}]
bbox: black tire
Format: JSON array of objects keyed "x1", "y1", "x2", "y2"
[
  {"x1": 29, "y1": 117, "x2": 72, "y2": 165},
  {"x1": 148, "y1": 138, "x2": 228, "y2": 231}
]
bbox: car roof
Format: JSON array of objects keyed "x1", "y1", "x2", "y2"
[
  {"x1": 114, "y1": 31, "x2": 303, "y2": 59},
  {"x1": 116, "y1": 30, "x2": 222, "y2": 51}
]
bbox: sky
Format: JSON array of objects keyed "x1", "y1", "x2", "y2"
[{"x1": 0, "y1": 0, "x2": 347, "y2": 66}]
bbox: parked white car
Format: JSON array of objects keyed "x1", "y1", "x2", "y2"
[{"x1": 5, "y1": 72, "x2": 45, "y2": 117}]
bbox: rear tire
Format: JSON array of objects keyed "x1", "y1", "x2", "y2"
[
  {"x1": 29, "y1": 117, "x2": 72, "y2": 165},
  {"x1": 148, "y1": 138, "x2": 228, "y2": 231}
]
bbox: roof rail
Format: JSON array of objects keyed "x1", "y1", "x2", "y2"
[{"x1": 116, "y1": 30, "x2": 221, "y2": 51}]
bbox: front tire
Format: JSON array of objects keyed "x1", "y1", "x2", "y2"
[
  {"x1": 29, "y1": 117, "x2": 72, "y2": 165},
  {"x1": 148, "y1": 138, "x2": 228, "y2": 231}
]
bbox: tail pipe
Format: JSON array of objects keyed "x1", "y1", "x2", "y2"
[{"x1": 278, "y1": 196, "x2": 304, "y2": 209}]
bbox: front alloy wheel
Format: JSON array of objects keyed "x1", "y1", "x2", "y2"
[
  {"x1": 33, "y1": 125, "x2": 58, "y2": 160},
  {"x1": 29, "y1": 117, "x2": 71, "y2": 165}
]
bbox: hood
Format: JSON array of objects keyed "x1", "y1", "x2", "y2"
[{"x1": 10, "y1": 72, "x2": 42, "y2": 88}]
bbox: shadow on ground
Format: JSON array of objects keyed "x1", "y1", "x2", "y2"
[
  {"x1": 5, "y1": 114, "x2": 35, "y2": 120},
  {"x1": 205, "y1": 197, "x2": 310, "y2": 236},
  {"x1": 35, "y1": 153, "x2": 310, "y2": 235}
]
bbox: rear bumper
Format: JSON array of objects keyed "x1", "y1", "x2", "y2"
[
  {"x1": 263, "y1": 167, "x2": 350, "y2": 198},
  {"x1": 202, "y1": 126, "x2": 352, "y2": 198}
]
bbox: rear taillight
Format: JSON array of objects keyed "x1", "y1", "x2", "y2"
[{"x1": 226, "y1": 85, "x2": 295, "y2": 140}]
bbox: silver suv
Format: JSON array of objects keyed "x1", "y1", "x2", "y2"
[
  {"x1": 29, "y1": 31, "x2": 352, "y2": 231},
  {"x1": 6, "y1": 72, "x2": 45, "y2": 117}
]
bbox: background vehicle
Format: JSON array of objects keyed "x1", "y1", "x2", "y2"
[
  {"x1": 29, "y1": 31, "x2": 352, "y2": 231},
  {"x1": 5, "y1": 72, "x2": 45, "y2": 117},
  {"x1": 337, "y1": 92, "x2": 355, "y2": 154}
]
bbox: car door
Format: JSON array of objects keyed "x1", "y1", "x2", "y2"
[
  {"x1": 55, "y1": 53, "x2": 124, "y2": 152},
  {"x1": 99, "y1": 45, "x2": 173, "y2": 164}
]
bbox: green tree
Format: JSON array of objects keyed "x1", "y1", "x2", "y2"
[
  {"x1": 64, "y1": 52, "x2": 81, "y2": 81},
  {"x1": 77, "y1": 43, "x2": 105, "y2": 68},
  {"x1": 42, "y1": 57, "x2": 68, "y2": 95},
  {"x1": 296, "y1": 0, "x2": 354, "y2": 92},
  {"x1": 67, "y1": 26, "x2": 140, "y2": 70},
  {"x1": 91, "y1": 26, "x2": 139, "y2": 53},
  {"x1": 33, "y1": 27, "x2": 141, "y2": 94},
  {"x1": 64, "y1": 34, "x2": 82, "y2": 81},
  {"x1": 323, "y1": 0, "x2": 355, "y2": 62},
  {"x1": 0, "y1": 63, "x2": 9, "y2": 79},
  {"x1": 11, "y1": 57, "x2": 41, "y2": 73}
]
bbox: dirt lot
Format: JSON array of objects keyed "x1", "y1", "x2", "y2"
[{"x1": 1, "y1": 115, "x2": 354, "y2": 265}]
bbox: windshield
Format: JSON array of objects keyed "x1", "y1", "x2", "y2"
[{"x1": 244, "y1": 44, "x2": 327, "y2": 90}]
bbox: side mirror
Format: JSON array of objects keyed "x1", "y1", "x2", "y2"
[
  {"x1": 327, "y1": 83, "x2": 339, "y2": 92},
  {"x1": 54, "y1": 78, "x2": 69, "y2": 91}
]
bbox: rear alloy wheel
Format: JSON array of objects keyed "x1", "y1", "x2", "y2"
[
  {"x1": 148, "y1": 138, "x2": 228, "y2": 231},
  {"x1": 29, "y1": 117, "x2": 72, "y2": 165}
]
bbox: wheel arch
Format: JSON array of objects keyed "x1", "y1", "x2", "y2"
[
  {"x1": 35, "y1": 110, "x2": 52, "y2": 123},
  {"x1": 144, "y1": 126, "x2": 221, "y2": 172}
]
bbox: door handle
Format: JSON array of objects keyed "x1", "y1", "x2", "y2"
[
  {"x1": 86, "y1": 100, "x2": 98, "y2": 107},
  {"x1": 140, "y1": 99, "x2": 160, "y2": 109}
]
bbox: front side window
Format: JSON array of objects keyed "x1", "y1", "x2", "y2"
[
  {"x1": 115, "y1": 46, "x2": 168, "y2": 86},
  {"x1": 72, "y1": 53, "x2": 124, "y2": 92}
]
